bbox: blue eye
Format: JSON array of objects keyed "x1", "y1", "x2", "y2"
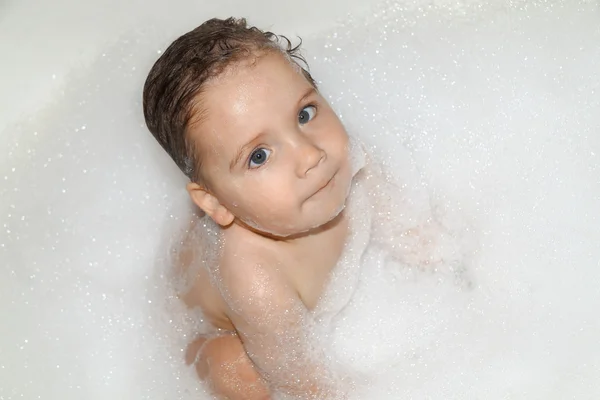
[
  {"x1": 298, "y1": 105, "x2": 317, "y2": 125},
  {"x1": 248, "y1": 148, "x2": 271, "y2": 168}
]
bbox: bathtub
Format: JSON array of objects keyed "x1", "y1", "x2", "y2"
[{"x1": 2, "y1": 0, "x2": 599, "y2": 399}]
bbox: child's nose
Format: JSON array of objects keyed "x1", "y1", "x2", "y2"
[{"x1": 295, "y1": 139, "x2": 325, "y2": 178}]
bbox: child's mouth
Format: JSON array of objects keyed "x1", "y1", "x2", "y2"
[{"x1": 311, "y1": 172, "x2": 336, "y2": 197}]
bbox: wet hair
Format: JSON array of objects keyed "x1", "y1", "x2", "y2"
[{"x1": 143, "y1": 17, "x2": 317, "y2": 182}]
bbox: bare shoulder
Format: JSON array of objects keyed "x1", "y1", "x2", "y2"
[
  {"x1": 218, "y1": 233, "x2": 302, "y2": 326},
  {"x1": 219, "y1": 234, "x2": 290, "y2": 296}
]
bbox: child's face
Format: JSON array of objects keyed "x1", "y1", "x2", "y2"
[{"x1": 188, "y1": 52, "x2": 352, "y2": 237}]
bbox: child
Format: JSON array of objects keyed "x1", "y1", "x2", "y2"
[{"x1": 143, "y1": 17, "x2": 450, "y2": 400}]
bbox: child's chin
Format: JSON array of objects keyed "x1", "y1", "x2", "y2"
[
  {"x1": 307, "y1": 202, "x2": 347, "y2": 231},
  {"x1": 243, "y1": 202, "x2": 347, "y2": 238}
]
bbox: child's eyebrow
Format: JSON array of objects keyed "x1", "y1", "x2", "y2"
[
  {"x1": 230, "y1": 140, "x2": 255, "y2": 170},
  {"x1": 298, "y1": 87, "x2": 317, "y2": 105}
]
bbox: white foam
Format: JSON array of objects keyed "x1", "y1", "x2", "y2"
[
  {"x1": 1, "y1": 0, "x2": 599, "y2": 399},
  {"x1": 308, "y1": 1, "x2": 600, "y2": 397}
]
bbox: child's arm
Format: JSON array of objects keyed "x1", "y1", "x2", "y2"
[{"x1": 218, "y1": 257, "x2": 345, "y2": 399}]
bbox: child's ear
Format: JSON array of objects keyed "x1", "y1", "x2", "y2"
[{"x1": 186, "y1": 182, "x2": 235, "y2": 227}]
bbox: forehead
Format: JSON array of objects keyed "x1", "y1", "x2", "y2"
[
  {"x1": 190, "y1": 52, "x2": 312, "y2": 152},
  {"x1": 207, "y1": 53, "x2": 307, "y2": 113}
]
